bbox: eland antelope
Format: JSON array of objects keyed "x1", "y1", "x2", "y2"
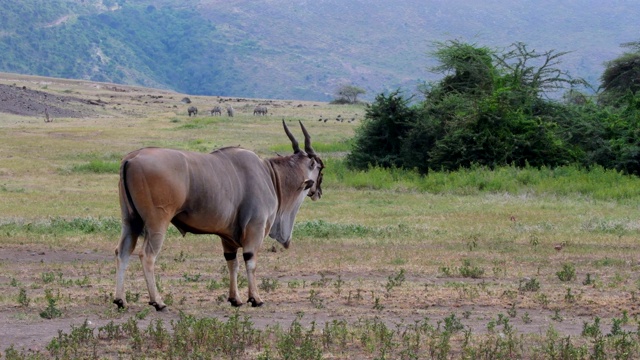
[{"x1": 113, "y1": 121, "x2": 324, "y2": 310}]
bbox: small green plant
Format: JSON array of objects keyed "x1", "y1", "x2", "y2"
[
  {"x1": 136, "y1": 307, "x2": 151, "y2": 320},
  {"x1": 40, "y1": 297, "x2": 62, "y2": 319},
  {"x1": 10, "y1": 277, "x2": 19, "y2": 287},
  {"x1": 507, "y1": 303, "x2": 517, "y2": 318},
  {"x1": 564, "y1": 288, "x2": 576, "y2": 303},
  {"x1": 333, "y1": 275, "x2": 344, "y2": 296},
  {"x1": 556, "y1": 263, "x2": 576, "y2": 282},
  {"x1": 459, "y1": 259, "x2": 484, "y2": 278},
  {"x1": 41, "y1": 272, "x2": 58, "y2": 284},
  {"x1": 373, "y1": 297, "x2": 384, "y2": 311},
  {"x1": 581, "y1": 317, "x2": 602, "y2": 338},
  {"x1": 551, "y1": 309, "x2": 563, "y2": 322},
  {"x1": 442, "y1": 313, "x2": 465, "y2": 333},
  {"x1": 467, "y1": 236, "x2": 478, "y2": 251},
  {"x1": 126, "y1": 290, "x2": 140, "y2": 303},
  {"x1": 74, "y1": 276, "x2": 90, "y2": 287},
  {"x1": 98, "y1": 321, "x2": 122, "y2": 340},
  {"x1": 164, "y1": 292, "x2": 174, "y2": 306},
  {"x1": 207, "y1": 279, "x2": 224, "y2": 290},
  {"x1": 522, "y1": 312, "x2": 532, "y2": 324},
  {"x1": 582, "y1": 273, "x2": 595, "y2": 285},
  {"x1": 518, "y1": 277, "x2": 540, "y2": 292},
  {"x1": 259, "y1": 277, "x2": 279, "y2": 293},
  {"x1": 535, "y1": 293, "x2": 550, "y2": 307},
  {"x1": 439, "y1": 266, "x2": 453, "y2": 277},
  {"x1": 174, "y1": 250, "x2": 187, "y2": 262},
  {"x1": 610, "y1": 317, "x2": 625, "y2": 336},
  {"x1": 17, "y1": 288, "x2": 29, "y2": 307},
  {"x1": 385, "y1": 269, "x2": 406, "y2": 296},
  {"x1": 182, "y1": 273, "x2": 202, "y2": 282},
  {"x1": 309, "y1": 290, "x2": 324, "y2": 309}
]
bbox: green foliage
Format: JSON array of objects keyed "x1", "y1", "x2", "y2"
[
  {"x1": 429, "y1": 40, "x2": 496, "y2": 97},
  {"x1": 458, "y1": 259, "x2": 485, "y2": 279},
  {"x1": 556, "y1": 263, "x2": 577, "y2": 282},
  {"x1": 346, "y1": 90, "x2": 418, "y2": 170},
  {"x1": 40, "y1": 297, "x2": 62, "y2": 319},
  {"x1": 599, "y1": 43, "x2": 640, "y2": 106},
  {"x1": 518, "y1": 278, "x2": 541, "y2": 292},
  {"x1": 347, "y1": 40, "x2": 640, "y2": 176},
  {"x1": 17, "y1": 288, "x2": 30, "y2": 307}
]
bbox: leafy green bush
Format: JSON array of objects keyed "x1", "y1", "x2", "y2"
[{"x1": 346, "y1": 40, "x2": 640, "y2": 177}]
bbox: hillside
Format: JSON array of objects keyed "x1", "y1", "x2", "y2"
[{"x1": 0, "y1": 0, "x2": 638, "y2": 101}]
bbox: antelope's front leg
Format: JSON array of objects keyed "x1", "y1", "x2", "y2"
[
  {"x1": 243, "y1": 251, "x2": 264, "y2": 307},
  {"x1": 224, "y1": 251, "x2": 242, "y2": 306}
]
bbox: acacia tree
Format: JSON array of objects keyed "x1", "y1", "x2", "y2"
[
  {"x1": 333, "y1": 84, "x2": 366, "y2": 104},
  {"x1": 427, "y1": 40, "x2": 496, "y2": 98},
  {"x1": 599, "y1": 41, "x2": 640, "y2": 106},
  {"x1": 493, "y1": 42, "x2": 587, "y2": 105}
]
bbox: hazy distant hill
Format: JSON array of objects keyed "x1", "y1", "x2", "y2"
[{"x1": 1, "y1": 0, "x2": 638, "y2": 101}]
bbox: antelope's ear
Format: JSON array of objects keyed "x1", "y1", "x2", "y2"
[{"x1": 301, "y1": 179, "x2": 314, "y2": 190}]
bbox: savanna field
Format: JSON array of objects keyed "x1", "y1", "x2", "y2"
[{"x1": 2, "y1": 74, "x2": 640, "y2": 359}]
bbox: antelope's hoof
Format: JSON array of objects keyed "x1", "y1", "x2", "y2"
[
  {"x1": 113, "y1": 299, "x2": 126, "y2": 309},
  {"x1": 228, "y1": 298, "x2": 244, "y2": 307},
  {"x1": 248, "y1": 297, "x2": 264, "y2": 307},
  {"x1": 149, "y1": 301, "x2": 167, "y2": 312}
]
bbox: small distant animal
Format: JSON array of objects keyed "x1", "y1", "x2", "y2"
[
  {"x1": 210, "y1": 106, "x2": 222, "y2": 116},
  {"x1": 188, "y1": 106, "x2": 198, "y2": 116},
  {"x1": 253, "y1": 105, "x2": 268, "y2": 116},
  {"x1": 44, "y1": 108, "x2": 52, "y2": 123},
  {"x1": 227, "y1": 106, "x2": 235, "y2": 117},
  {"x1": 181, "y1": 97, "x2": 192, "y2": 104}
]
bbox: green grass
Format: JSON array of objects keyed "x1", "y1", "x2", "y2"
[
  {"x1": 325, "y1": 160, "x2": 640, "y2": 202},
  {"x1": 70, "y1": 160, "x2": 120, "y2": 174},
  {"x1": 0, "y1": 217, "x2": 121, "y2": 235}
]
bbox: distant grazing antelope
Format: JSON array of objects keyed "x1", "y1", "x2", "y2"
[
  {"x1": 227, "y1": 106, "x2": 235, "y2": 117},
  {"x1": 210, "y1": 106, "x2": 222, "y2": 116},
  {"x1": 188, "y1": 106, "x2": 198, "y2": 116},
  {"x1": 253, "y1": 105, "x2": 268, "y2": 116}
]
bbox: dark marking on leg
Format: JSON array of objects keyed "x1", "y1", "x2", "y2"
[
  {"x1": 113, "y1": 299, "x2": 125, "y2": 309},
  {"x1": 149, "y1": 301, "x2": 167, "y2": 312},
  {"x1": 248, "y1": 297, "x2": 264, "y2": 307},
  {"x1": 224, "y1": 252, "x2": 236, "y2": 261},
  {"x1": 228, "y1": 298, "x2": 243, "y2": 307},
  {"x1": 243, "y1": 252, "x2": 254, "y2": 262}
]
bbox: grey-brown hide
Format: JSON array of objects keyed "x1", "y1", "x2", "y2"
[{"x1": 113, "y1": 121, "x2": 323, "y2": 310}]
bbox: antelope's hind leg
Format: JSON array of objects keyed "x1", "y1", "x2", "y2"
[{"x1": 114, "y1": 223, "x2": 140, "y2": 309}]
